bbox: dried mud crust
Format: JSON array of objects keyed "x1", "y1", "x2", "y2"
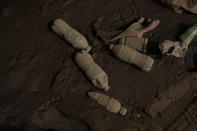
[
  {"x1": 146, "y1": 76, "x2": 191, "y2": 118},
  {"x1": 166, "y1": 98, "x2": 197, "y2": 130}
]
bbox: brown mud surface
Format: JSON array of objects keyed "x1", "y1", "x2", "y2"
[{"x1": 0, "y1": 0, "x2": 197, "y2": 130}]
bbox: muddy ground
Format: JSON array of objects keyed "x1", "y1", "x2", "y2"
[{"x1": 0, "y1": 0, "x2": 197, "y2": 130}]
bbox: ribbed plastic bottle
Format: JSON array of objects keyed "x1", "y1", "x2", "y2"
[
  {"x1": 52, "y1": 18, "x2": 91, "y2": 52},
  {"x1": 109, "y1": 44, "x2": 154, "y2": 72},
  {"x1": 75, "y1": 50, "x2": 109, "y2": 91},
  {"x1": 88, "y1": 92, "x2": 127, "y2": 116}
]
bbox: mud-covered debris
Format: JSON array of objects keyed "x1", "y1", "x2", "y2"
[
  {"x1": 107, "y1": 17, "x2": 160, "y2": 53},
  {"x1": 75, "y1": 50, "x2": 109, "y2": 91},
  {"x1": 51, "y1": 18, "x2": 91, "y2": 52},
  {"x1": 88, "y1": 92, "x2": 127, "y2": 116},
  {"x1": 109, "y1": 44, "x2": 154, "y2": 72},
  {"x1": 161, "y1": 0, "x2": 197, "y2": 14},
  {"x1": 180, "y1": 23, "x2": 197, "y2": 45},
  {"x1": 159, "y1": 24, "x2": 197, "y2": 58},
  {"x1": 119, "y1": 37, "x2": 148, "y2": 53},
  {"x1": 159, "y1": 40, "x2": 187, "y2": 58}
]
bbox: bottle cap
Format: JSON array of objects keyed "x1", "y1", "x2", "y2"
[
  {"x1": 120, "y1": 107, "x2": 127, "y2": 116},
  {"x1": 109, "y1": 44, "x2": 114, "y2": 50}
]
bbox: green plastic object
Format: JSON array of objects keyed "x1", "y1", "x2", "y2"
[{"x1": 180, "y1": 24, "x2": 197, "y2": 46}]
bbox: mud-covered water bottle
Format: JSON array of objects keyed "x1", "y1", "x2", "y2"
[
  {"x1": 75, "y1": 50, "x2": 109, "y2": 91},
  {"x1": 88, "y1": 92, "x2": 127, "y2": 116},
  {"x1": 52, "y1": 18, "x2": 91, "y2": 52},
  {"x1": 109, "y1": 44, "x2": 154, "y2": 72}
]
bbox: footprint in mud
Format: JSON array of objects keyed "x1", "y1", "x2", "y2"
[{"x1": 32, "y1": 106, "x2": 90, "y2": 131}]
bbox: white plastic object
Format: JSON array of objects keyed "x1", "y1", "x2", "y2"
[
  {"x1": 75, "y1": 50, "x2": 109, "y2": 91},
  {"x1": 109, "y1": 44, "x2": 154, "y2": 72},
  {"x1": 159, "y1": 40, "x2": 187, "y2": 58},
  {"x1": 88, "y1": 92, "x2": 127, "y2": 116},
  {"x1": 52, "y1": 18, "x2": 91, "y2": 52}
]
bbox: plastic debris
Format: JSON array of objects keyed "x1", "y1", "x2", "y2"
[
  {"x1": 119, "y1": 36, "x2": 148, "y2": 53},
  {"x1": 180, "y1": 23, "x2": 197, "y2": 45},
  {"x1": 159, "y1": 24, "x2": 197, "y2": 58},
  {"x1": 159, "y1": 40, "x2": 187, "y2": 58},
  {"x1": 161, "y1": 0, "x2": 197, "y2": 14},
  {"x1": 75, "y1": 50, "x2": 109, "y2": 91},
  {"x1": 106, "y1": 17, "x2": 160, "y2": 53},
  {"x1": 107, "y1": 18, "x2": 160, "y2": 42},
  {"x1": 115, "y1": 18, "x2": 159, "y2": 53},
  {"x1": 109, "y1": 44, "x2": 154, "y2": 72},
  {"x1": 88, "y1": 92, "x2": 127, "y2": 116},
  {"x1": 52, "y1": 18, "x2": 91, "y2": 52}
]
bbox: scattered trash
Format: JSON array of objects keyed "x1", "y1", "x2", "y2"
[
  {"x1": 52, "y1": 18, "x2": 91, "y2": 52},
  {"x1": 109, "y1": 44, "x2": 154, "y2": 72},
  {"x1": 161, "y1": 0, "x2": 197, "y2": 14},
  {"x1": 75, "y1": 50, "x2": 109, "y2": 91},
  {"x1": 159, "y1": 24, "x2": 197, "y2": 58},
  {"x1": 119, "y1": 37, "x2": 148, "y2": 53},
  {"x1": 32, "y1": 106, "x2": 89, "y2": 131},
  {"x1": 159, "y1": 40, "x2": 187, "y2": 58},
  {"x1": 88, "y1": 92, "x2": 127, "y2": 116},
  {"x1": 107, "y1": 17, "x2": 160, "y2": 53}
]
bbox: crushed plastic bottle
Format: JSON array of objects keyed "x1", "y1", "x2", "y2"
[
  {"x1": 88, "y1": 92, "x2": 127, "y2": 116},
  {"x1": 75, "y1": 50, "x2": 109, "y2": 91}
]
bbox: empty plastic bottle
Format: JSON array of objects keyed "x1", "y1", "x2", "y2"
[
  {"x1": 88, "y1": 92, "x2": 127, "y2": 116},
  {"x1": 75, "y1": 50, "x2": 109, "y2": 91},
  {"x1": 52, "y1": 18, "x2": 91, "y2": 52},
  {"x1": 109, "y1": 44, "x2": 154, "y2": 72}
]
